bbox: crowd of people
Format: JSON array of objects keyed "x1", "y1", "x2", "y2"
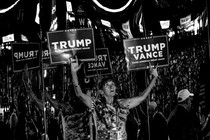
[
  {"x1": 0, "y1": 57, "x2": 209, "y2": 140},
  {"x1": 0, "y1": 33, "x2": 209, "y2": 140}
]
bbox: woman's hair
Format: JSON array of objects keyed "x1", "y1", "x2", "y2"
[{"x1": 99, "y1": 76, "x2": 115, "y2": 89}]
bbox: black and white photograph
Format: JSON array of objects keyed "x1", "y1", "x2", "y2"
[{"x1": 0, "y1": 0, "x2": 209, "y2": 140}]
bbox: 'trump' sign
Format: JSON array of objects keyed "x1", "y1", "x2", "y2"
[
  {"x1": 47, "y1": 28, "x2": 96, "y2": 64},
  {"x1": 11, "y1": 43, "x2": 40, "y2": 72},
  {"x1": 123, "y1": 35, "x2": 169, "y2": 70}
]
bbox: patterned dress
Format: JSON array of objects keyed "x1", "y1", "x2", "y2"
[{"x1": 93, "y1": 98, "x2": 130, "y2": 140}]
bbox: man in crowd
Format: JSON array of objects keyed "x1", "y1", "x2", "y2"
[
  {"x1": 168, "y1": 89, "x2": 200, "y2": 140},
  {"x1": 149, "y1": 101, "x2": 168, "y2": 140}
]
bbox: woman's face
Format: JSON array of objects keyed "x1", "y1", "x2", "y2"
[{"x1": 102, "y1": 80, "x2": 116, "y2": 97}]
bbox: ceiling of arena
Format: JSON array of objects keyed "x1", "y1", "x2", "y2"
[{"x1": 0, "y1": 0, "x2": 207, "y2": 42}]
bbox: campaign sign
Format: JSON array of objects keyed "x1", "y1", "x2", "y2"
[
  {"x1": 47, "y1": 28, "x2": 96, "y2": 64},
  {"x1": 42, "y1": 41, "x2": 51, "y2": 64},
  {"x1": 84, "y1": 48, "x2": 112, "y2": 77},
  {"x1": 123, "y1": 35, "x2": 169, "y2": 70},
  {"x1": 11, "y1": 43, "x2": 40, "y2": 72}
]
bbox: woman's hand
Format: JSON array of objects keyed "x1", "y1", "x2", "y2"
[
  {"x1": 151, "y1": 67, "x2": 158, "y2": 78},
  {"x1": 69, "y1": 56, "x2": 82, "y2": 73},
  {"x1": 149, "y1": 63, "x2": 158, "y2": 78}
]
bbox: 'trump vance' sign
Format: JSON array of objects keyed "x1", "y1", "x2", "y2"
[
  {"x1": 84, "y1": 48, "x2": 112, "y2": 77},
  {"x1": 11, "y1": 43, "x2": 40, "y2": 72},
  {"x1": 47, "y1": 28, "x2": 96, "y2": 64},
  {"x1": 123, "y1": 35, "x2": 169, "y2": 70}
]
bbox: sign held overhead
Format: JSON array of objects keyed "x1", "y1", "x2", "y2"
[
  {"x1": 47, "y1": 28, "x2": 96, "y2": 64},
  {"x1": 123, "y1": 35, "x2": 169, "y2": 70}
]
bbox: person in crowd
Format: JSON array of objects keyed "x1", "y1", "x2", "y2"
[
  {"x1": 70, "y1": 56, "x2": 158, "y2": 140},
  {"x1": 168, "y1": 88, "x2": 200, "y2": 140},
  {"x1": 14, "y1": 95, "x2": 28, "y2": 140},
  {"x1": 9, "y1": 103, "x2": 18, "y2": 140},
  {"x1": 148, "y1": 101, "x2": 168, "y2": 140},
  {"x1": 22, "y1": 65, "x2": 91, "y2": 140}
]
